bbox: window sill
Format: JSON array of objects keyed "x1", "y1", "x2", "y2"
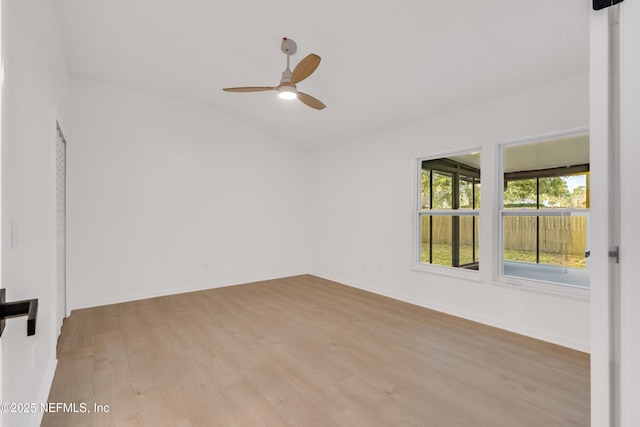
[
  {"x1": 493, "y1": 275, "x2": 590, "y2": 300},
  {"x1": 412, "y1": 263, "x2": 483, "y2": 282}
]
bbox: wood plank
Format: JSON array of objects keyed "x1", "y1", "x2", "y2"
[{"x1": 42, "y1": 275, "x2": 589, "y2": 426}]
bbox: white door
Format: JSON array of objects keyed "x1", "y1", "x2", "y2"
[
  {"x1": 619, "y1": 2, "x2": 640, "y2": 425},
  {"x1": 56, "y1": 125, "x2": 66, "y2": 334},
  {"x1": 0, "y1": 119, "x2": 4, "y2": 427},
  {"x1": 1, "y1": 3, "x2": 5, "y2": 426}
]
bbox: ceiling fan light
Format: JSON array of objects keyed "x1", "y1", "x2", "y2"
[{"x1": 278, "y1": 86, "x2": 298, "y2": 100}]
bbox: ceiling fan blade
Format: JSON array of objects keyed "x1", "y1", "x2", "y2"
[
  {"x1": 297, "y1": 92, "x2": 326, "y2": 110},
  {"x1": 222, "y1": 86, "x2": 276, "y2": 92},
  {"x1": 290, "y1": 54, "x2": 321, "y2": 84}
]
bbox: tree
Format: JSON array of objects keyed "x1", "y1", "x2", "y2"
[
  {"x1": 571, "y1": 185, "x2": 587, "y2": 208},
  {"x1": 432, "y1": 172, "x2": 453, "y2": 208},
  {"x1": 421, "y1": 170, "x2": 453, "y2": 209},
  {"x1": 504, "y1": 177, "x2": 571, "y2": 207},
  {"x1": 504, "y1": 178, "x2": 537, "y2": 207},
  {"x1": 539, "y1": 177, "x2": 571, "y2": 207}
]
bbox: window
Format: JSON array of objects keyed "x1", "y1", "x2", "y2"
[
  {"x1": 417, "y1": 151, "x2": 480, "y2": 271},
  {"x1": 500, "y1": 132, "x2": 590, "y2": 288}
]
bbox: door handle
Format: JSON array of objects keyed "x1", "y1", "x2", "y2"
[{"x1": 0, "y1": 289, "x2": 38, "y2": 337}]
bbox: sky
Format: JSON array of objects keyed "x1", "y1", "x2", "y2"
[{"x1": 564, "y1": 175, "x2": 587, "y2": 193}]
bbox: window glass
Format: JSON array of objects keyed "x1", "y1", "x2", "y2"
[
  {"x1": 420, "y1": 216, "x2": 454, "y2": 266},
  {"x1": 504, "y1": 178, "x2": 537, "y2": 208},
  {"x1": 459, "y1": 216, "x2": 479, "y2": 266},
  {"x1": 538, "y1": 215, "x2": 588, "y2": 268},
  {"x1": 418, "y1": 151, "x2": 480, "y2": 271},
  {"x1": 501, "y1": 134, "x2": 589, "y2": 288},
  {"x1": 539, "y1": 174, "x2": 588, "y2": 208},
  {"x1": 474, "y1": 181, "x2": 481, "y2": 209},
  {"x1": 420, "y1": 169, "x2": 431, "y2": 209},
  {"x1": 503, "y1": 216, "x2": 537, "y2": 264},
  {"x1": 459, "y1": 178, "x2": 474, "y2": 209},
  {"x1": 431, "y1": 172, "x2": 453, "y2": 209},
  {"x1": 419, "y1": 215, "x2": 431, "y2": 263}
]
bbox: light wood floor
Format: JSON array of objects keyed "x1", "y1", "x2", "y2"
[{"x1": 42, "y1": 275, "x2": 589, "y2": 426}]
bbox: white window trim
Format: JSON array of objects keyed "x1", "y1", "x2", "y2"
[{"x1": 494, "y1": 127, "x2": 590, "y2": 298}]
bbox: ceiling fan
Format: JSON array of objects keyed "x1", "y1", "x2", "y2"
[{"x1": 223, "y1": 37, "x2": 326, "y2": 110}]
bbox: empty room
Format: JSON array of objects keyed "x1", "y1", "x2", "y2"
[{"x1": 1, "y1": 1, "x2": 639, "y2": 426}]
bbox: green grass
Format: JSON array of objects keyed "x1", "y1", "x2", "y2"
[
  {"x1": 421, "y1": 244, "x2": 586, "y2": 269},
  {"x1": 503, "y1": 248, "x2": 586, "y2": 268},
  {"x1": 421, "y1": 244, "x2": 477, "y2": 267}
]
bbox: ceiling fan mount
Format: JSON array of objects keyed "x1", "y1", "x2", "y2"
[
  {"x1": 223, "y1": 37, "x2": 326, "y2": 110},
  {"x1": 280, "y1": 37, "x2": 297, "y2": 56}
]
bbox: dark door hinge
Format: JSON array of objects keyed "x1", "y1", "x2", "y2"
[
  {"x1": 609, "y1": 246, "x2": 620, "y2": 264},
  {"x1": 593, "y1": 0, "x2": 624, "y2": 11}
]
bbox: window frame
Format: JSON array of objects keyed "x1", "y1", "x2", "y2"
[
  {"x1": 496, "y1": 127, "x2": 590, "y2": 296},
  {"x1": 413, "y1": 148, "x2": 482, "y2": 279}
]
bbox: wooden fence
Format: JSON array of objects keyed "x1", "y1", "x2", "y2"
[{"x1": 421, "y1": 215, "x2": 587, "y2": 255}]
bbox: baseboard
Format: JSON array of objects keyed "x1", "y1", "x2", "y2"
[
  {"x1": 68, "y1": 271, "x2": 308, "y2": 312},
  {"x1": 309, "y1": 272, "x2": 590, "y2": 353}
]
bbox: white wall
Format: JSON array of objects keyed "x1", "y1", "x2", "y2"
[
  {"x1": 1, "y1": 1, "x2": 69, "y2": 426},
  {"x1": 67, "y1": 78, "x2": 309, "y2": 310},
  {"x1": 310, "y1": 73, "x2": 590, "y2": 351}
]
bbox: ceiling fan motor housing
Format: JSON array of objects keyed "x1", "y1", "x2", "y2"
[{"x1": 278, "y1": 85, "x2": 298, "y2": 100}]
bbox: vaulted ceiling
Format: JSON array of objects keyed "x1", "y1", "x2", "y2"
[{"x1": 53, "y1": 0, "x2": 589, "y2": 150}]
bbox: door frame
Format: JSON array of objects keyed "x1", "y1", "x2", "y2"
[{"x1": 55, "y1": 123, "x2": 67, "y2": 335}]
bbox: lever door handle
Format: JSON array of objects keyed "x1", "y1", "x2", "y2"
[{"x1": 0, "y1": 289, "x2": 38, "y2": 337}]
